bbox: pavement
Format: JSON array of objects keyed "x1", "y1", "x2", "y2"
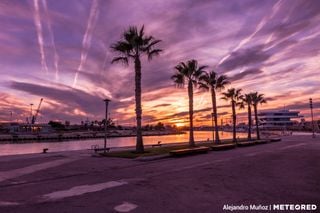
[{"x1": 0, "y1": 135, "x2": 319, "y2": 212}]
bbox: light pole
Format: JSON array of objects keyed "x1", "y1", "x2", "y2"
[
  {"x1": 309, "y1": 98, "x2": 316, "y2": 138},
  {"x1": 103, "y1": 99, "x2": 111, "y2": 153},
  {"x1": 211, "y1": 112, "x2": 214, "y2": 142},
  {"x1": 30, "y1": 103, "x2": 33, "y2": 132}
]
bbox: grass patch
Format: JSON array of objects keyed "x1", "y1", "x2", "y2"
[
  {"x1": 99, "y1": 138, "x2": 269, "y2": 159},
  {"x1": 100, "y1": 144, "x2": 191, "y2": 159}
]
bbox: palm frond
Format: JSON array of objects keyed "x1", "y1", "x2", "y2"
[
  {"x1": 111, "y1": 56, "x2": 129, "y2": 65},
  {"x1": 144, "y1": 39, "x2": 162, "y2": 51},
  {"x1": 251, "y1": 92, "x2": 267, "y2": 105},
  {"x1": 139, "y1": 25, "x2": 145, "y2": 37},
  {"x1": 198, "y1": 82, "x2": 209, "y2": 91},
  {"x1": 216, "y1": 74, "x2": 229, "y2": 90},
  {"x1": 147, "y1": 49, "x2": 163, "y2": 60},
  {"x1": 171, "y1": 73, "x2": 185, "y2": 88}
]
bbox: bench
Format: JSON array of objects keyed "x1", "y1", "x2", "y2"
[
  {"x1": 270, "y1": 138, "x2": 281, "y2": 142},
  {"x1": 169, "y1": 146, "x2": 209, "y2": 157},
  {"x1": 94, "y1": 148, "x2": 111, "y2": 153},
  {"x1": 43, "y1": 148, "x2": 48, "y2": 153},
  {"x1": 152, "y1": 141, "x2": 162, "y2": 147},
  {"x1": 254, "y1": 140, "x2": 268, "y2": 144},
  {"x1": 211, "y1": 143, "x2": 236, "y2": 151},
  {"x1": 237, "y1": 141, "x2": 256, "y2": 147}
]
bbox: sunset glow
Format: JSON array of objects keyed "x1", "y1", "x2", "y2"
[{"x1": 0, "y1": 0, "x2": 319, "y2": 126}]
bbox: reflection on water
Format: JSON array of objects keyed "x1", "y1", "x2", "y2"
[{"x1": 0, "y1": 131, "x2": 248, "y2": 156}]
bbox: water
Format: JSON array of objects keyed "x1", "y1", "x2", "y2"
[{"x1": 0, "y1": 131, "x2": 248, "y2": 156}]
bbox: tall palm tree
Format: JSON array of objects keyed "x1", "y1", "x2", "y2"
[
  {"x1": 111, "y1": 25, "x2": 162, "y2": 153},
  {"x1": 222, "y1": 88, "x2": 243, "y2": 142},
  {"x1": 251, "y1": 92, "x2": 267, "y2": 140},
  {"x1": 171, "y1": 60, "x2": 207, "y2": 147},
  {"x1": 199, "y1": 71, "x2": 229, "y2": 143},
  {"x1": 240, "y1": 93, "x2": 254, "y2": 141}
]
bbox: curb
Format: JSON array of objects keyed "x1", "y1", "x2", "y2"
[{"x1": 135, "y1": 154, "x2": 170, "y2": 162}]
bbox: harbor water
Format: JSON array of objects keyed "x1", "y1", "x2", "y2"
[{"x1": 0, "y1": 131, "x2": 249, "y2": 156}]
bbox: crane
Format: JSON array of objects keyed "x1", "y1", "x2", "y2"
[{"x1": 31, "y1": 98, "x2": 43, "y2": 124}]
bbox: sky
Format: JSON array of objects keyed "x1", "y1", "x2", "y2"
[{"x1": 0, "y1": 0, "x2": 319, "y2": 126}]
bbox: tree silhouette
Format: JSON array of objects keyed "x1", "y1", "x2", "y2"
[{"x1": 111, "y1": 25, "x2": 162, "y2": 153}]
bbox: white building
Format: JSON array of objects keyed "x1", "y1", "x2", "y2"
[{"x1": 258, "y1": 110, "x2": 302, "y2": 129}]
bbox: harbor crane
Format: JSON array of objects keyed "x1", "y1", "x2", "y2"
[{"x1": 31, "y1": 98, "x2": 43, "y2": 124}]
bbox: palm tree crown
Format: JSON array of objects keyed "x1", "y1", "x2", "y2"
[
  {"x1": 222, "y1": 88, "x2": 243, "y2": 104},
  {"x1": 240, "y1": 93, "x2": 253, "y2": 109},
  {"x1": 111, "y1": 25, "x2": 162, "y2": 64},
  {"x1": 198, "y1": 71, "x2": 229, "y2": 92},
  {"x1": 251, "y1": 92, "x2": 267, "y2": 106},
  {"x1": 171, "y1": 60, "x2": 207, "y2": 87}
]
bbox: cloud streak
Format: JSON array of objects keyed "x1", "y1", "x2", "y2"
[
  {"x1": 41, "y1": 0, "x2": 60, "y2": 80},
  {"x1": 73, "y1": 0, "x2": 100, "y2": 87},
  {"x1": 32, "y1": 0, "x2": 49, "y2": 73},
  {"x1": 1, "y1": 0, "x2": 319, "y2": 124}
]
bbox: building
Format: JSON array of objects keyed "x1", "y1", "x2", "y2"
[
  {"x1": 0, "y1": 122, "x2": 53, "y2": 134},
  {"x1": 258, "y1": 110, "x2": 302, "y2": 129}
]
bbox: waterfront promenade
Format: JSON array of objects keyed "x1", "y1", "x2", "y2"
[{"x1": 0, "y1": 135, "x2": 319, "y2": 212}]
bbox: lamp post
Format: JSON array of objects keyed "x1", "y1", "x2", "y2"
[
  {"x1": 103, "y1": 99, "x2": 111, "y2": 153},
  {"x1": 30, "y1": 103, "x2": 33, "y2": 132},
  {"x1": 211, "y1": 112, "x2": 214, "y2": 142},
  {"x1": 309, "y1": 98, "x2": 316, "y2": 138}
]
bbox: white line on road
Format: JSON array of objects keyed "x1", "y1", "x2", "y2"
[
  {"x1": 245, "y1": 151, "x2": 272, "y2": 157},
  {"x1": 0, "y1": 158, "x2": 78, "y2": 183},
  {"x1": 245, "y1": 152, "x2": 260, "y2": 157},
  {"x1": 279, "y1": 143, "x2": 306, "y2": 150},
  {"x1": 41, "y1": 180, "x2": 128, "y2": 201},
  {"x1": 155, "y1": 159, "x2": 232, "y2": 175},
  {"x1": 0, "y1": 201, "x2": 20, "y2": 206},
  {"x1": 114, "y1": 202, "x2": 138, "y2": 212}
]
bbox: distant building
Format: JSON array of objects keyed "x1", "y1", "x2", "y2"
[
  {"x1": 0, "y1": 122, "x2": 53, "y2": 134},
  {"x1": 258, "y1": 110, "x2": 302, "y2": 129}
]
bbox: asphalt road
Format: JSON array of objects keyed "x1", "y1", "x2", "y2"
[{"x1": 0, "y1": 135, "x2": 319, "y2": 212}]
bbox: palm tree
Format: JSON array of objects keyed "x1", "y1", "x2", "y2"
[
  {"x1": 240, "y1": 93, "x2": 254, "y2": 141},
  {"x1": 222, "y1": 88, "x2": 243, "y2": 142},
  {"x1": 251, "y1": 92, "x2": 267, "y2": 140},
  {"x1": 111, "y1": 25, "x2": 162, "y2": 153},
  {"x1": 199, "y1": 71, "x2": 229, "y2": 143},
  {"x1": 171, "y1": 60, "x2": 207, "y2": 147}
]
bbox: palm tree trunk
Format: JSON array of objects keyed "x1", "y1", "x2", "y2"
[
  {"x1": 134, "y1": 57, "x2": 144, "y2": 153},
  {"x1": 211, "y1": 88, "x2": 220, "y2": 143},
  {"x1": 247, "y1": 105, "x2": 252, "y2": 140},
  {"x1": 232, "y1": 100, "x2": 237, "y2": 143},
  {"x1": 188, "y1": 80, "x2": 195, "y2": 147},
  {"x1": 254, "y1": 105, "x2": 260, "y2": 140}
]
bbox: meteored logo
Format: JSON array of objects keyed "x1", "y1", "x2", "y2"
[
  {"x1": 273, "y1": 204, "x2": 317, "y2": 211},
  {"x1": 222, "y1": 204, "x2": 317, "y2": 211}
]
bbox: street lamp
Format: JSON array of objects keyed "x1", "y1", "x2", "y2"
[
  {"x1": 103, "y1": 99, "x2": 111, "y2": 153},
  {"x1": 30, "y1": 103, "x2": 33, "y2": 132},
  {"x1": 309, "y1": 98, "x2": 316, "y2": 138},
  {"x1": 211, "y1": 112, "x2": 214, "y2": 142}
]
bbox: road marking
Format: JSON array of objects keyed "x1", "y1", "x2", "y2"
[
  {"x1": 41, "y1": 180, "x2": 128, "y2": 201},
  {"x1": 279, "y1": 143, "x2": 306, "y2": 150},
  {"x1": 153, "y1": 159, "x2": 232, "y2": 175},
  {"x1": 114, "y1": 202, "x2": 138, "y2": 212},
  {"x1": 0, "y1": 158, "x2": 78, "y2": 183},
  {"x1": 245, "y1": 151, "x2": 271, "y2": 157},
  {"x1": 0, "y1": 201, "x2": 20, "y2": 206},
  {"x1": 245, "y1": 153, "x2": 259, "y2": 157}
]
